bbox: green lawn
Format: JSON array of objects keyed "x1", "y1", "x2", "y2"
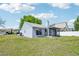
[{"x1": 0, "y1": 35, "x2": 79, "y2": 56}]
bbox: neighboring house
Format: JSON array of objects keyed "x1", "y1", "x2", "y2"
[
  {"x1": 0, "y1": 28, "x2": 19, "y2": 35},
  {"x1": 20, "y1": 22, "x2": 60, "y2": 38},
  {"x1": 49, "y1": 22, "x2": 69, "y2": 31},
  {"x1": 0, "y1": 29, "x2": 6, "y2": 35},
  {"x1": 0, "y1": 27, "x2": 6, "y2": 35}
]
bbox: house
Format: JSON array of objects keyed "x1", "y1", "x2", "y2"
[
  {"x1": 20, "y1": 22, "x2": 46, "y2": 38},
  {"x1": 20, "y1": 22, "x2": 60, "y2": 38}
]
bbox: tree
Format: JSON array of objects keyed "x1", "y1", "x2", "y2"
[
  {"x1": 74, "y1": 16, "x2": 79, "y2": 31},
  {"x1": 0, "y1": 17, "x2": 5, "y2": 27},
  {"x1": 19, "y1": 15, "x2": 42, "y2": 30}
]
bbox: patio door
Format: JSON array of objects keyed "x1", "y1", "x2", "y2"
[
  {"x1": 53, "y1": 29, "x2": 60, "y2": 36},
  {"x1": 49, "y1": 28, "x2": 60, "y2": 36},
  {"x1": 54, "y1": 29, "x2": 57, "y2": 36},
  {"x1": 50, "y1": 29, "x2": 57, "y2": 36}
]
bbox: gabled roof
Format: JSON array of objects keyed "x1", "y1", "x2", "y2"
[
  {"x1": 49, "y1": 22, "x2": 69, "y2": 29},
  {"x1": 25, "y1": 22, "x2": 45, "y2": 28},
  {"x1": 24, "y1": 22, "x2": 69, "y2": 29}
]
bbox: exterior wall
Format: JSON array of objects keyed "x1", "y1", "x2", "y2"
[
  {"x1": 60, "y1": 31, "x2": 79, "y2": 36},
  {"x1": 32, "y1": 27, "x2": 45, "y2": 37},
  {"x1": 20, "y1": 23, "x2": 33, "y2": 38}
]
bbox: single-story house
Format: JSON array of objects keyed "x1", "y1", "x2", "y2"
[
  {"x1": 20, "y1": 22, "x2": 60, "y2": 38},
  {"x1": 0, "y1": 27, "x2": 6, "y2": 35},
  {"x1": 0, "y1": 30, "x2": 6, "y2": 35},
  {"x1": 20, "y1": 22, "x2": 46, "y2": 38}
]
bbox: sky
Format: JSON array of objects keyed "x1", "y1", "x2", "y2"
[{"x1": 0, "y1": 3, "x2": 79, "y2": 29}]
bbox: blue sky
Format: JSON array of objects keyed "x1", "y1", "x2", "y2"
[{"x1": 0, "y1": 3, "x2": 79, "y2": 29}]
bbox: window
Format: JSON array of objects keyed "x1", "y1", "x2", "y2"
[
  {"x1": 36, "y1": 29, "x2": 42, "y2": 35},
  {"x1": 45, "y1": 29, "x2": 47, "y2": 32}
]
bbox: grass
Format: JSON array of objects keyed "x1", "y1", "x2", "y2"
[{"x1": 0, "y1": 35, "x2": 79, "y2": 56}]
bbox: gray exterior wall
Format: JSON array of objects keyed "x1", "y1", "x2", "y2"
[
  {"x1": 32, "y1": 27, "x2": 45, "y2": 37},
  {"x1": 20, "y1": 23, "x2": 33, "y2": 38}
]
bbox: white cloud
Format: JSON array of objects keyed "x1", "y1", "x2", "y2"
[
  {"x1": 0, "y1": 3, "x2": 35, "y2": 13},
  {"x1": 69, "y1": 19, "x2": 75, "y2": 23},
  {"x1": 74, "y1": 3, "x2": 79, "y2": 6},
  {"x1": 49, "y1": 3, "x2": 70, "y2": 9},
  {"x1": 6, "y1": 26, "x2": 19, "y2": 29},
  {"x1": 31, "y1": 13, "x2": 58, "y2": 20},
  {"x1": 16, "y1": 13, "x2": 57, "y2": 24}
]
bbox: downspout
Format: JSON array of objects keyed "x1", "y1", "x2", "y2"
[{"x1": 47, "y1": 20, "x2": 49, "y2": 36}]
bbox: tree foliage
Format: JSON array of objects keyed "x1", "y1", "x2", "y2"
[
  {"x1": 19, "y1": 15, "x2": 42, "y2": 29},
  {"x1": 74, "y1": 16, "x2": 79, "y2": 31}
]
